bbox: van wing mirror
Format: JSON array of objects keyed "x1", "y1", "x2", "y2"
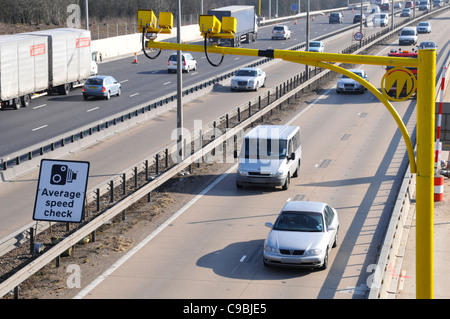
[
  {"x1": 290, "y1": 152, "x2": 296, "y2": 160},
  {"x1": 234, "y1": 150, "x2": 238, "y2": 158}
]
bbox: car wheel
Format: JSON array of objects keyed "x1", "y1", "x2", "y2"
[
  {"x1": 83, "y1": 94, "x2": 89, "y2": 100},
  {"x1": 262, "y1": 78, "x2": 266, "y2": 87},
  {"x1": 105, "y1": 91, "x2": 110, "y2": 100},
  {"x1": 282, "y1": 174, "x2": 290, "y2": 190},
  {"x1": 333, "y1": 228, "x2": 339, "y2": 248},
  {"x1": 117, "y1": 88, "x2": 121, "y2": 96},
  {"x1": 293, "y1": 159, "x2": 301, "y2": 177},
  {"x1": 319, "y1": 250, "x2": 328, "y2": 270}
]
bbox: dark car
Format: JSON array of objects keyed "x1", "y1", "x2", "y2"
[
  {"x1": 329, "y1": 12, "x2": 343, "y2": 24},
  {"x1": 353, "y1": 14, "x2": 366, "y2": 23},
  {"x1": 381, "y1": 3, "x2": 391, "y2": 10},
  {"x1": 82, "y1": 75, "x2": 121, "y2": 100}
]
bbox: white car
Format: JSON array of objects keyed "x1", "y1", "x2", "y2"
[
  {"x1": 272, "y1": 25, "x2": 291, "y2": 40},
  {"x1": 167, "y1": 52, "x2": 197, "y2": 73},
  {"x1": 231, "y1": 67, "x2": 266, "y2": 91},
  {"x1": 308, "y1": 41, "x2": 325, "y2": 52},
  {"x1": 417, "y1": 21, "x2": 432, "y2": 33},
  {"x1": 336, "y1": 69, "x2": 369, "y2": 94},
  {"x1": 263, "y1": 201, "x2": 339, "y2": 270},
  {"x1": 373, "y1": 13, "x2": 389, "y2": 27}
]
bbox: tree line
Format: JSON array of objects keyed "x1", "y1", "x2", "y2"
[{"x1": 0, "y1": 0, "x2": 348, "y2": 26}]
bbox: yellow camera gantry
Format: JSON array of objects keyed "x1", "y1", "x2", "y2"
[{"x1": 137, "y1": 9, "x2": 436, "y2": 299}]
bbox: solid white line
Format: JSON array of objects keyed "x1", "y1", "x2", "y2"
[
  {"x1": 33, "y1": 104, "x2": 46, "y2": 110},
  {"x1": 87, "y1": 107, "x2": 99, "y2": 112},
  {"x1": 32, "y1": 125, "x2": 48, "y2": 131},
  {"x1": 74, "y1": 163, "x2": 238, "y2": 299},
  {"x1": 129, "y1": 93, "x2": 139, "y2": 97}
]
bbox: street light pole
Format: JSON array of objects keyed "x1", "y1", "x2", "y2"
[{"x1": 176, "y1": 0, "x2": 183, "y2": 163}]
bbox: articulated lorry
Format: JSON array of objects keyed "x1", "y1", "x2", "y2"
[
  {"x1": 207, "y1": 5, "x2": 258, "y2": 47},
  {"x1": 0, "y1": 28, "x2": 98, "y2": 110}
]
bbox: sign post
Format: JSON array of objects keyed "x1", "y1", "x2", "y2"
[{"x1": 33, "y1": 159, "x2": 90, "y2": 223}]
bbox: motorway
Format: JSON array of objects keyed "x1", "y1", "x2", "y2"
[
  {"x1": 1, "y1": 7, "x2": 449, "y2": 298},
  {"x1": 0, "y1": 9, "x2": 418, "y2": 157},
  {"x1": 71, "y1": 11, "x2": 447, "y2": 299}
]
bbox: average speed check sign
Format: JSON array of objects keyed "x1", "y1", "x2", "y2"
[
  {"x1": 354, "y1": 32, "x2": 363, "y2": 41},
  {"x1": 33, "y1": 159, "x2": 90, "y2": 223}
]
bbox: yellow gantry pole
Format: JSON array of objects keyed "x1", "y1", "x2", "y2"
[{"x1": 416, "y1": 49, "x2": 436, "y2": 299}]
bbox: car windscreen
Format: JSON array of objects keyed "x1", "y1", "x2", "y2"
[
  {"x1": 309, "y1": 42, "x2": 320, "y2": 47},
  {"x1": 342, "y1": 71, "x2": 363, "y2": 78},
  {"x1": 236, "y1": 70, "x2": 257, "y2": 77},
  {"x1": 243, "y1": 138, "x2": 287, "y2": 159},
  {"x1": 401, "y1": 30, "x2": 415, "y2": 35},
  {"x1": 273, "y1": 211, "x2": 324, "y2": 232}
]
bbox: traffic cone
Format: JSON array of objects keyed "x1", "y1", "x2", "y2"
[
  {"x1": 295, "y1": 19, "x2": 297, "y2": 25},
  {"x1": 132, "y1": 52, "x2": 138, "y2": 64}
]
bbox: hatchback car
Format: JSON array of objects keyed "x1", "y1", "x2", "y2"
[
  {"x1": 231, "y1": 67, "x2": 266, "y2": 91},
  {"x1": 271, "y1": 25, "x2": 291, "y2": 40},
  {"x1": 82, "y1": 75, "x2": 121, "y2": 100},
  {"x1": 353, "y1": 14, "x2": 366, "y2": 24},
  {"x1": 308, "y1": 41, "x2": 325, "y2": 52},
  {"x1": 373, "y1": 13, "x2": 389, "y2": 27},
  {"x1": 416, "y1": 21, "x2": 432, "y2": 33},
  {"x1": 336, "y1": 69, "x2": 369, "y2": 94},
  {"x1": 401, "y1": 8, "x2": 412, "y2": 16},
  {"x1": 263, "y1": 201, "x2": 339, "y2": 270},
  {"x1": 329, "y1": 12, "x2": 343, "y2": 24},
  {"x1": 167, "y1": 52, "x2": 197, "y2": 73}
]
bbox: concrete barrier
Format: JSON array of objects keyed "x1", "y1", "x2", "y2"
[{"x1": 91, "y1": 25, "x2": 203, "y2": 61}]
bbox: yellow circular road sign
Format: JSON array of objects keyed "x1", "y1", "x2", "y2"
[{"x1": 381, "y1": 67, "x2": 416, "y2": 101}]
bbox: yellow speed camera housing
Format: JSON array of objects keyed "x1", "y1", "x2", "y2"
[{"x1": 137, "y1": 10, "x2": 173, "y2": 34}]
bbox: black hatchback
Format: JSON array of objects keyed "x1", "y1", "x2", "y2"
[
  {"x1": 329, "y1": 12, "x2": 343, "y2": 24},
  {"x1": 353, "y1": 14, "x2": 366, "y2": 23}
]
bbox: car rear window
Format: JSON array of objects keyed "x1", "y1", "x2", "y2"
[{"x1": 86, "y1": 78, "x2": 103, "y2": 85}]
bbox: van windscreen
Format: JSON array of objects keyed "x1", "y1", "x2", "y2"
[{"x1": 244, "y1": 138, "x2": 287, "y2": 159}]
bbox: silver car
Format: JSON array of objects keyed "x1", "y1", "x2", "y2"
[
  {"x1": 417, "y1": 21, "x2": 432, "y2": 33},
  {"x1": 167, "y1": 52, "x2": 197, "y2": 73},
  {"x1": 271, "y1": 25, "x2": 291, "y2": 40},
  {"x1": 231, "y1": 67, "x2": 266, "y2": 91},
  {"x1": 82, "y1": 75, "x2": 121, "y2": 100},
  {"x1": 336, "y1": 69, "x2": 369, "y2": 94},
  {"x1": 308, "y1": 41, "x2": 325, "y2": 52},
  {"x1": 263, "y1": 201, "x2": 339, "y2": 270}
]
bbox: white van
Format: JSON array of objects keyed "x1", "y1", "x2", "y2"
[
  {"x1": 399, "y1": 26, "x2": 418, "y2": 45},
  {"x1": 235, "y1": 125, "x2": 302, "y2": 190}
]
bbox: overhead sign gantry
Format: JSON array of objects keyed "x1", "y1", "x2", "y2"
[{"x1": 137, "y1": 9, "x2": 436, "y2": 299}]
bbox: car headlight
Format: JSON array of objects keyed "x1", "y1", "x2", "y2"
[
  {"x1": 238, "y1": 169, "x2": 248, "y2": 176},
  {"x1": 264, "y1": 244, "x2": 279, "y2": 254},
  {"x1": 305, "y1": 248, "x2": 323, "y2": 256},
  {"x1": 337, "y1": 82, "x2": 344, "y2": 88},
  {"x1": 270, "y1": 170, "x2": 284, "y2": 177}
]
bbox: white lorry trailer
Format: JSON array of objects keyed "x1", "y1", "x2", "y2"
[
  {"x1": 0, "y1": 28, "x2": 98, "y2": 110},
  {"x1": 207, "y1": 5, "x2": 258, "y2": 47}
]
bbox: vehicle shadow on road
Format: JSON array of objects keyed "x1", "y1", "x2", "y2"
[{"x1": 196, "y1": 239, "x2": 316, "y2": 281}]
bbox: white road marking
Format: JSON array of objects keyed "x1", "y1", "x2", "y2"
[
  {"x1": 74, "y1": 163, "x2": 238, "y2": 299},
  {"x1": 87, "y1": 107, "x2": 99, "y2": 112},
  {"x1": 33, "y1": 104, "x2": 46, "y2": 110},
  {"x1": 32, "y1": 125, "x2": 48, "y2": 131},
  {"x1": 240, "y1": 255, "x2": 247, "y2": 262},
  {"x1": 163, "y1": 82, "x2": 171, "y2": 86},
  {"x1": 129, "y1": 93, "x2": 139, "y2": 97},
  {"x1": 120, "y1": 79, "x2": 129, "y2": 83}
]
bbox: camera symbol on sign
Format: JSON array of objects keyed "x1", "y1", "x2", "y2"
[{"x1": 50, "y1": 164, "x2": 77, "y2": 185}]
